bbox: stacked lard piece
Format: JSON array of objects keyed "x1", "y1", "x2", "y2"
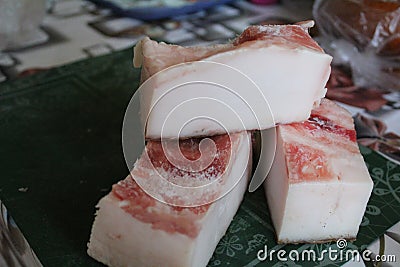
[{"x1": 88, "y1": 21, "x2": 373, "y2": 267}]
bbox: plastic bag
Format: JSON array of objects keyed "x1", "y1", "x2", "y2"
[{"x1": 313, "y1": 0, "x2": 400, "y2": 91}]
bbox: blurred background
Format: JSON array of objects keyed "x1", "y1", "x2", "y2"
[{"x1": 0, "y1": 0, "x2": 313, "y2": 82}]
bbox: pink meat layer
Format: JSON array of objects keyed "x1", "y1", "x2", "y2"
[
  {"x1": 139, "y1": 21, "x2": 325, "y2": 81},
  {"x1": 281, "y1": 99, "x2": 358, "y2": 183},
  {"x1": 146, "y1": 134, "x2": 231, "y2": 181},
  {"x1": 234, "y1": 23, "x2": 324, "y2": 52},
  {"x1": 111, "y1": 134, "x2": 233, "y2": 238}
]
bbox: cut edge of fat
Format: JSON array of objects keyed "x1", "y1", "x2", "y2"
[
  {"x1": 265, "y1": 127, "x2": 373, "y2": 244},
  {"x1": 142, "y1": 44, "x2": 332, "y2": 140},
  {"x1": 87, "y1": 132, "x2": 252, "y2": 267}
]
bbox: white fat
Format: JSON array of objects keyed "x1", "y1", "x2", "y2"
[
  {"x1": 88, "y1": 195, "x2": 195, "y2": 267},
  {"x1": 264, "y1": 103, "x2": 373, "y2": 244},
  {"x1": 142, "y1": 44, "x2": 331, "y2": 139},
  {"x1": 87, "y1": 133, "x2": 252, "y2": 267},
  {"x1": 295, "y1": 20, "x2": 315, "y2": 32},
  {"x1": 264, "y1": 128, "x2": 288, "y2": 236},
  {"x1": 276, "y1": 181, "x2": 372, "y2": 243},
  {"x1": 133, "y1": 39, "x2": 143, "y2": 68}
]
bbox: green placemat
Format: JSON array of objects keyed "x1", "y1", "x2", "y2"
[{"x1": 0, "y1": 49, "x2": 399, "y2": 267}]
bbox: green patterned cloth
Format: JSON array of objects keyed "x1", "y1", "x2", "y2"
[
  {"x1": 0, "y1": 49, "x2": 399, "y2": 266},
  {"x1": 209, "y1": 146, "x2": 400, "y2": 266}
]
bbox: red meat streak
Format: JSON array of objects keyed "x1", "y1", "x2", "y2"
[
  {"x1": 286, "y1": 114, "x2": 357, "y2": 183},
  {"x1": 112, "y1": 135, "x2": 231, "y2": 238},
  {"x1": 234, "y1": 25, "x2": 324, "y2": 52}
]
